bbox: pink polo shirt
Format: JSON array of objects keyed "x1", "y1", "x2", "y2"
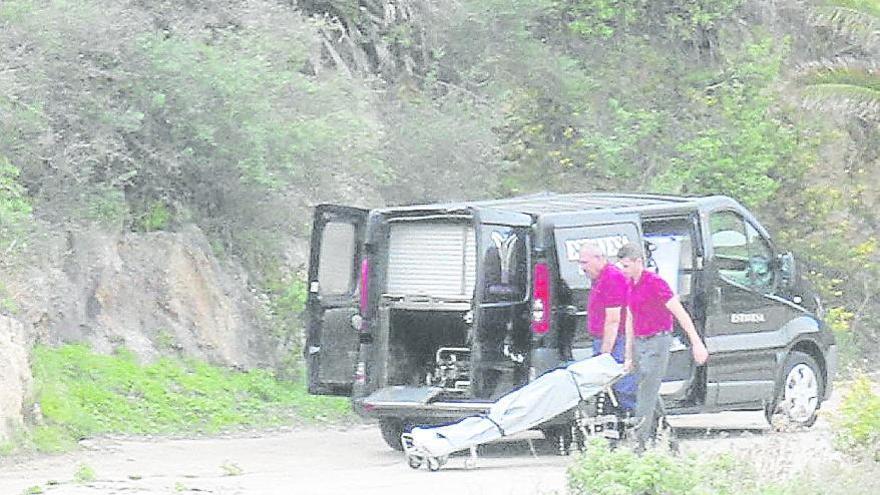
[
  {"x1": 628, "y1": 270, "x2": 674, "y2": 338},
  {"x1": 587, "y1": 264, "x2": 628, "y2": 337}
]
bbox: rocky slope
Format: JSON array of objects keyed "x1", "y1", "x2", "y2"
[{"x1": 0, "y1": 224, "x2": 280, "y2": 441}]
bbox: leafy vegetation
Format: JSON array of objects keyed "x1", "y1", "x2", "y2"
[
  {"x1": 0, "y1": 157, "x2": 32, "y2": 252},
  {"x1": 566, "y1": 438, "x2": 782, "y2": 495},
  {"x1": 568, "y1": 437, "x2": 880, "y2": 495},
  {"x1": 265, "y1": 271, "x2": 310, "y2": 378},
  {"x1": 28, "y1": 344, "x2": 351, "y2": 453},
  {"x1": 834, "y1": 374, "x2": 880, "y2": 459},
  {"x1": 73, "y1": 464, "x2": 96, "y2": 483},
  {"x1": 553, "y1": 0, "x2": 742, "y2": 42}
]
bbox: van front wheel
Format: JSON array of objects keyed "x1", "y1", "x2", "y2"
[
  {"x1": 766, "y1": 351, "x2": 823, "y2": 429},
  {"x1": 379, "y1": 419, "x2": 405, "y2": 451}
]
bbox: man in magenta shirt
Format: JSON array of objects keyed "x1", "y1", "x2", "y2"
[
  {"x1": 578, "y1": 243, "x2": 636, "y2": 411},
  {"x1": 617, "y1": 243, "x2": 709, "y2": 449}
]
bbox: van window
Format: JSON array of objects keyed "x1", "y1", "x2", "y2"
[
  {"x1": 480, "y1": 226, "x2": 528, "y2": 302},
  {"x1": 317, "y1": 222, "x2": 357, "y2": 296},
  {"x1": 710, "y1": 211, "x2": 775, "y2": 292},
  {"x1": 554, "y1": 223, "x2": 639, "y2": 290},
  {"x1": 645, "y1": 235, "x2": 694, "y2": 300}
]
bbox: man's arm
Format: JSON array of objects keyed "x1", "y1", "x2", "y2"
[
  {"x1": 665, "y1": 296, "x2": 709, "y2": 365},
  {"x1": 600, "y1": 307, "x2": 622, "y2": 354}
]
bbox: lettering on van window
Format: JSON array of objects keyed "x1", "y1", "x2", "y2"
[
  {"x1": 565, "y1": 235, "x2": 629, "y2": 261},
  {"x1": 730, "y1": 313, "x2": 766, "y2": 324},
  {"x1": 490, "y1": 231, "x2": 518, "y2": 284}
]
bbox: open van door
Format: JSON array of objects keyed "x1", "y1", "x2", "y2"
[
  {"x1": 643, "y1": 212, "x2": 704, "y2": 405},
  {"x1": 305, "y1": 204, "x2": 368, "y2": 396}
]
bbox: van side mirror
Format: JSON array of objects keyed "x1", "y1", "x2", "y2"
[{"x1": 779, "y1": 252, "x2": 796, "y2": 287}]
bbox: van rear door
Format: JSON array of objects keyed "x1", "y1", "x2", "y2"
[{"x1": 305, "y1": 204, "x2": 368, "y2": 396}]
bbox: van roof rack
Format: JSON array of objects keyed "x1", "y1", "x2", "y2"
[{"x1": 377, "y1": 192, "x2": 733, "y2": 218}]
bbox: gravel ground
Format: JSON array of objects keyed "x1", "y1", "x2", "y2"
[{"x1": 0, "y1": 388, "x2": 868, "y2": 495}]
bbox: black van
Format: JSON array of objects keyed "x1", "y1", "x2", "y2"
[{"x1": 305, "y1": 193, "x2": 836, "y2": 450}]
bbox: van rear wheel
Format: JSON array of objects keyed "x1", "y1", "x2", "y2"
[
  {"x1": 379, "y1": 419, "x2": 405, "y2": 451},
  {"x1": 766, "y1": 351, "x2": 823, "y2": 429}
]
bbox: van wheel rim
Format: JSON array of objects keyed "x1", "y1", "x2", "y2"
[{"x1": 783, "y1": 364, "x2": 819, "y2": 423}]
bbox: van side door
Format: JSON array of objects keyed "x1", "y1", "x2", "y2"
[
  {"x1": 703, "y1": 209, "x2": 792, "y2": 407},
  {"x1": 642, "y1": 214, "x2": 704, "y2": 405},
  {"x1": 305, "y1": 204, "x2": 368, "y2": 396}
]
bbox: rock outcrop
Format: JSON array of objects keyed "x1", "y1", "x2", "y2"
[
  {"x1": 0, "y1": 223, "x2": 283, "y2": 440},
  {"x1": 12, "y1": 225, "x2": 277, "y2": 368},
  {"x1": 0, "y1": 315, "x2": 31, "y2": 443}
]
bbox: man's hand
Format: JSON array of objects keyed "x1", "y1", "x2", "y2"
[
  {"x1": 623, "y1": 357, "x2": 634, "y2": 373},
  {"x1": 691, "y1": 341, "x2": 709, "y2": 365}
]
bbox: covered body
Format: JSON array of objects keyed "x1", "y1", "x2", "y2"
[{"x1": 408, "y1": 353, "x2": 622, "y2": 458}]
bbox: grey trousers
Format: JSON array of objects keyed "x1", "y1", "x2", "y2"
[{"x1": 632, "y1": 332, "x2": 673, "y2": 447}]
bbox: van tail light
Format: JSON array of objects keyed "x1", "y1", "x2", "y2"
[
  {"x1": 358, "y1": 258, "x2": 370, "y2": 330},
  {"x1": 531, "y1": 262, "x2": 551, "y2": 334}
]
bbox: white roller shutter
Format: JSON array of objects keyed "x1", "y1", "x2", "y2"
[{"x1": 387, "y1": 222, "x2": 476, "y2": 299}]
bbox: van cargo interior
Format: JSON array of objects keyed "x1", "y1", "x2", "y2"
[{"x1": 386, "y1": 309, "x2": 471, "y2": 391}]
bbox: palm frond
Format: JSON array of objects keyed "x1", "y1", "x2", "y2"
[
  {"x1": 822, "y1": 0, "x2": 880, "y2": 18},
  {"x1": 802, "y1": 83, "x2": 880, "y2": 117},
  {"x1": 797, "y1": 58, "x2": 880, "y2": 87},
  {"x1": 796, "y1": 58, "x2": 880, "y2": 120},
  {"x1": 811, "y1": 2, "x2": 880, "y2": 49}
]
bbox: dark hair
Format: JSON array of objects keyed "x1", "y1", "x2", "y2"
[{"x1": 617, "y1": 243, "x2": 643, "y2": 261}]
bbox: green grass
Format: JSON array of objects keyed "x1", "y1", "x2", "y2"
[
  {"x1": 74, "y1": 464, "x2": 96, "y2": 483},
  {"x1": 0, "y1": 441, "x2": 14, "y2": 455},
  {"x1": 29, "y1": 344, "x2": 352, "y2": 453}
]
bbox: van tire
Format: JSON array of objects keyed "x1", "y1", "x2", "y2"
[
  {"x1": 766, "y1": 351, "x2": 823, "y2": 429},
  {"x1": 379, "y1": 419, "x2": 405, "y2": 451}
]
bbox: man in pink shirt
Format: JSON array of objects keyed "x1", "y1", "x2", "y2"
[
  {"x1": 617, "y1": 243, "x2": 709, "y2": 449},
  {"x1": 578, "y1": 243, "x2": 636, "y2": 411}
]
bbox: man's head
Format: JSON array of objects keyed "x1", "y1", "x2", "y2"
[
  {"x1": 578, "y1": 242, "x2": 607, "y2": 279},
  {"x1": 617, "y1": 243, "x2": 645, "y2": 281}
]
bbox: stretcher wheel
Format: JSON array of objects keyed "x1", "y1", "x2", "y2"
[
  {"x1": 407, "y1": 454, "x2": 423, "y2": 469},
  {"x1": 427, "y1": 457, "x2": 441, "y2": 471}
]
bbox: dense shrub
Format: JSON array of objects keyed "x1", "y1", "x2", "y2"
[
  {"x1": 567, "y1": 436, "x2": 880, "y2": 495},
  {"x1": 566, "y1": 439, "x2": 769, "y2": 495},
  {"x1": 834, "y1": 375, "x2": 880, "y2": 459}
]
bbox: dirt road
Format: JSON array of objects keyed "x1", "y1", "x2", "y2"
[
  {"x1": 0, "y1": 425, "x2": 572, "y2": 495},
  {"x1": 0, "y1": 411, "x2": 840, "y2": 495}
]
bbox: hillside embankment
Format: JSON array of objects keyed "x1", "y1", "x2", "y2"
[{"x1": 0, "y1": 225, "x2": 280, "y2": 442}]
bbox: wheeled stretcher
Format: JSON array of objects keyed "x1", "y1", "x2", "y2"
[{"x1": 402, "y1": 353, "x2": 625, "y2": 471}]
